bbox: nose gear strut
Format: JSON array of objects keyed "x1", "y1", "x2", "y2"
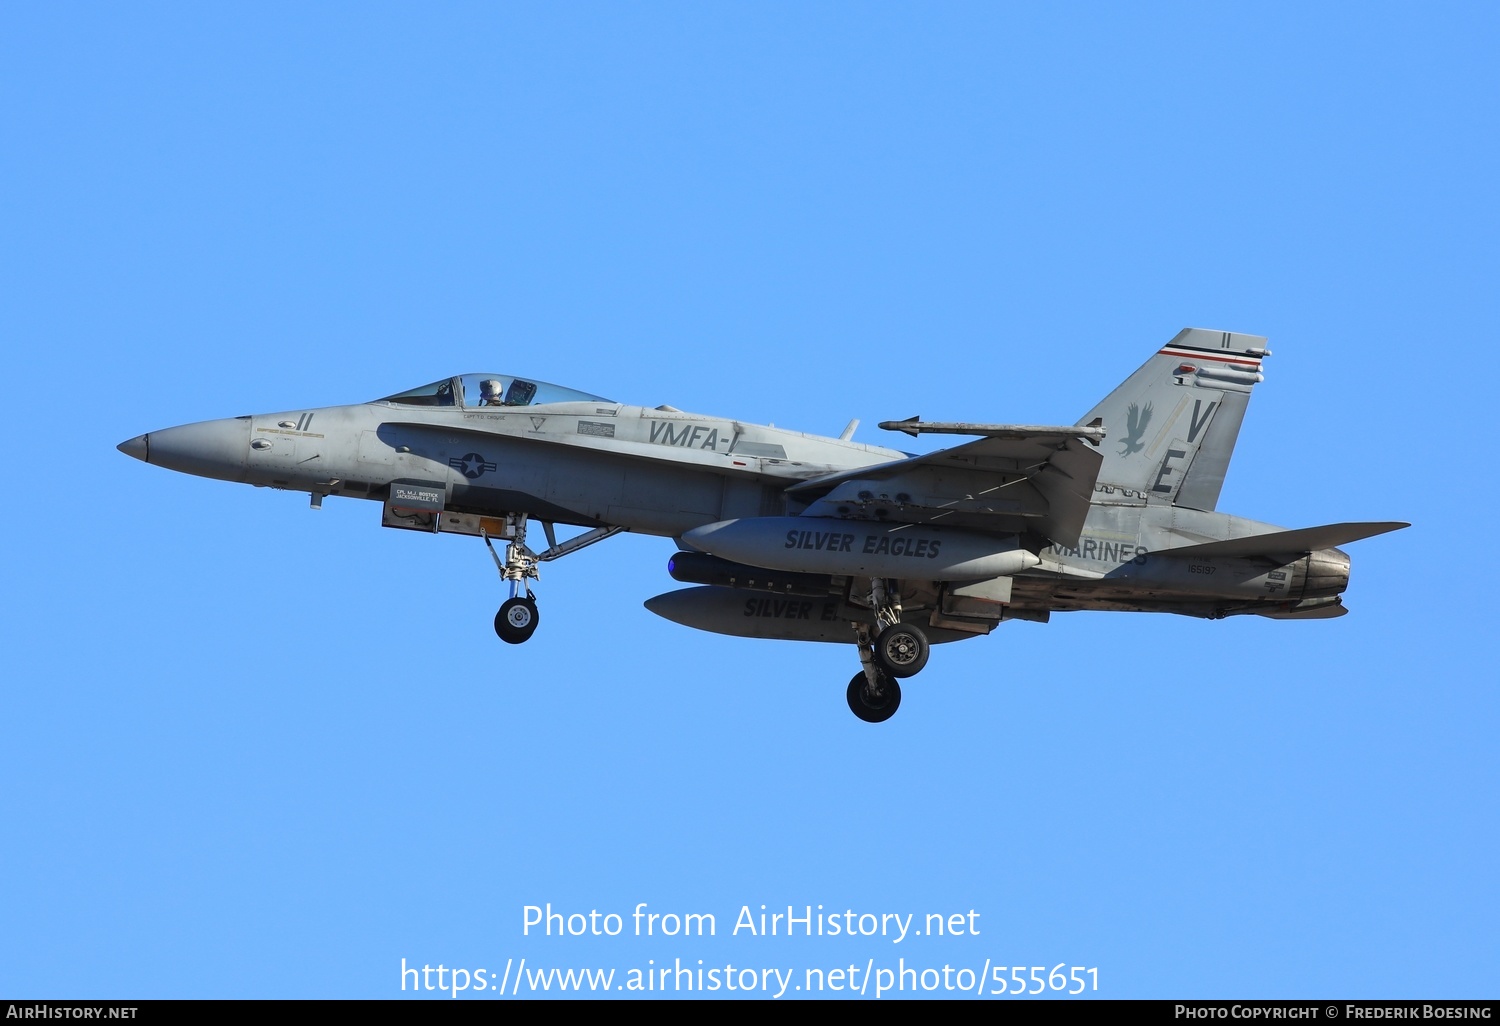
[{"x1": 483, "y1": 515, "x2": 540, "y2": 643}]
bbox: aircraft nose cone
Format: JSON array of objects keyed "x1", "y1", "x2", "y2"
[
  {"x1": 133, "y1": 418, "x2": 251, "y2": 482},
  {"x1": 117, "y1": 434, "x2": 150, "y2": 462}
]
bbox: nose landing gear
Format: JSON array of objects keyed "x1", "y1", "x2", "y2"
[
  {"x1": 481, "y1": 517, "x2": 626, "y2": 644},
  {"x1": 483, "y1": 516, "x2": 541, "y2": 644}
]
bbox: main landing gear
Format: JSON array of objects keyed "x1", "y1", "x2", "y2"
[
  {"x1": 847, "y1": 670, "x2": 900, "y2": 723},
  {"x1": 846, "y1": 579, "x2": 930, "y2": 723},
  {"x1": 481, "y1": 517, "x2": 625, "y2": 645}
]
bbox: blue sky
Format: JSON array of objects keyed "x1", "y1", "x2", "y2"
[{"x1": 2, "y1": 2, "x2": 1496, "y2": 999}]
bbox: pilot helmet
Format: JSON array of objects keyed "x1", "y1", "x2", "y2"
[{"x1": 479, "y1": 379, "x2": 504, "y2": 402}]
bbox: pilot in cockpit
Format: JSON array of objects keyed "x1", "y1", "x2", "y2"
[{"x1": 478, "y1": 379, "x2": 506, "y2": 406}]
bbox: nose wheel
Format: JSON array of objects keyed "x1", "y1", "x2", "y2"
[{"x1": 495, "y1": 596, "x2": 539, "y2": 644}]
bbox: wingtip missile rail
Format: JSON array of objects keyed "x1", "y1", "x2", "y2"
[{"x1": 878, "y1": 417, "x2": 1108, "y2": 442}]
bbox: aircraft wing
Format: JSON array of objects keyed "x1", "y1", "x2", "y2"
[{"x1": 785, "y1": 427, "x2": 1104, "y2": 548}]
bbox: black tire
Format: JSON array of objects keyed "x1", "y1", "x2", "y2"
[
  {"x1": 494, "y1": 596, "x2": 540, "y2": 644},
  {"x1": 846, "y1": 671, "x2": 902, "y2": 723},
  {"x1": 873, "y1": 622, "x2": 929, "y2": 678}
]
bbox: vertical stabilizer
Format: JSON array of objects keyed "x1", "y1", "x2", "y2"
[{"x1": 1077, "y1": 328, "x2": 1269, "y2": 509}]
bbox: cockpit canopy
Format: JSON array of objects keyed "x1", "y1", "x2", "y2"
[{"x1": 376, "y1": 374, "x2": 611, "y2": 409}]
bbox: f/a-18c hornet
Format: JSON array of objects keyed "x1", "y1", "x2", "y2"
[{"x1": 119, "y1": 328, "x2": 1406, "y2": 721}]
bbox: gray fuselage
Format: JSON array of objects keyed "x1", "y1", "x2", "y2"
[{"x1": 120, "y1": 391, "x2": 1349, "y2": 627}]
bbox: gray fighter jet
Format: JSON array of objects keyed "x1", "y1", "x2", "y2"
[{"x1": 119, "y1": 329, "x2": 1406, "y2": 721}]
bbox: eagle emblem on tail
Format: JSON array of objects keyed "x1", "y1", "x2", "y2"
[{"x1": 1118, "y1": 401, "x2": 1152, "y2": 456}]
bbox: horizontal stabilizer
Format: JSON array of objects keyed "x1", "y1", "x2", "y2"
[{"x1": 1157, "y1": 521, "x2": 1409, "y2": 559}]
